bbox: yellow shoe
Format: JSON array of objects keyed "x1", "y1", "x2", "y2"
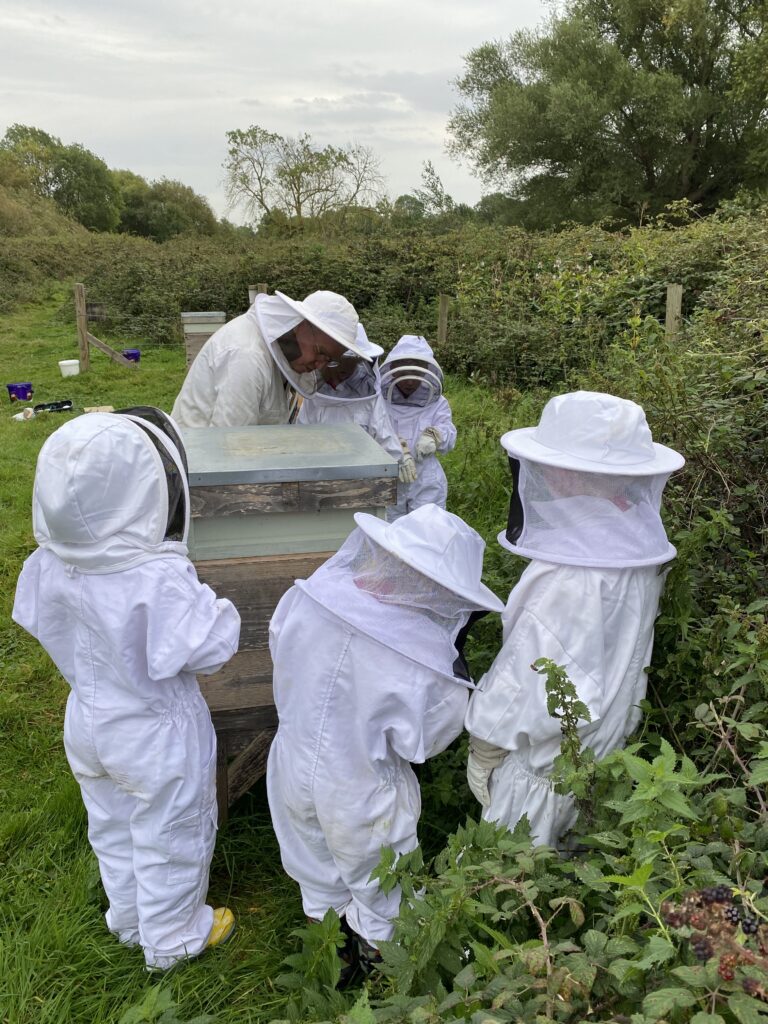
[{"x1": 206, "y1": 907, "x2": 236, "y2": 948}]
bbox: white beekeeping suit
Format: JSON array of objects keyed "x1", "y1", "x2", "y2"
[
  {"x1": 172, "y1": 289, "x2": 377, "y2": 429},
  {"x1": 257, "y1": 302, "x2": 404, "y2": 469},
  {"x1": 380, "y1": 335, "x2": 457, "y2": 521},
  {"x1": 171, "y1": 301, "x2": 291, "y2": 427},
  {"x1": 12, "y1": 409, "x2": 241, "y2": 970},
  {"x1": 267, "y1": 504, "x2": 503, "y2": 950},
  {"x1": 465, "y1": 391, "x2": 685, "y2": 848}
]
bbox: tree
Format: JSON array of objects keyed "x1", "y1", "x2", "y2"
[
  {"x1": 448, "y1": 0, "x2": 768, "y2": 226},
  {"x1": 411, "y1": 160, "x2": 457, "y2": 217},
  {"x1": 223, "y1": 125, "x2": 384, "y2": 224},
  {"x1": 0, "y1": 124, "x2": 121, "y2": 231},
  {"x1": 115, "y1": 172, "x2": 218, "y2": 241}
]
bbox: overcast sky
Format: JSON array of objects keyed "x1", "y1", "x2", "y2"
[{"x1": 0, "y1": 0, "x2": 546, "y2": 221}]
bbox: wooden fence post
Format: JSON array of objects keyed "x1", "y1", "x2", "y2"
[
  {"x1": 248, "y1": 283, "x2": 269, "y2": 305},
  {"x1": 665, "y1": 283, "x2": 683, "y2": 340},
  {"x1": 437, "y1": 293, "x2": 450, "y2": 346},
  {"x1": 74, "y1": 283, "x2": 90, "y2": 371}
]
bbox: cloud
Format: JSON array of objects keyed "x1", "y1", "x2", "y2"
[{"x1": 0, "y1": 0, "x2": 547, "y2": 214}]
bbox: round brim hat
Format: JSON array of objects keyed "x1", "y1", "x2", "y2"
[
  {"x1": 501, "y1": 391, "x2": 685, "y2": 476},
  {"x1": 353, "y1": 509, "x2": 504, "y2": 612},
  {"x1": 274, "y1": 290, "x2": 383, "y2": 360}
]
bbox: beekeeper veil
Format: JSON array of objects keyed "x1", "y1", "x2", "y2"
[
  {"x1": 32, "y1": 408, "x2": 191, "y2": 574},
  {"x1": 499, "y1": 391, "x2": 685, "y2": 568},
  {"x1": 380, "y1": 335, "x2": 443, "y2": 408},
  {"x1": 253, "y1": 289, "x2": 383, "y2": 401},
  {"x1": 298, "y1": 503, "x2": 504, "y2": 685}
]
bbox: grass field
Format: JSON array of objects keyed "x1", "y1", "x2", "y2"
[{"x1": 0, "y1": 291, "x2": 535, "y2": 1024}]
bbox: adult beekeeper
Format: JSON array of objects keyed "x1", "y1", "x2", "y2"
[
  {"x1": 266, "y1": 504, "x2": 504, "y2": 981},
  {"x1": 262, "y1": 315, "x2": 404, "y2": 469},
  {"x1": 464, "y1": 391, "x2": 685, "y2": 847},
  {"x1": 171, "y1": 289, "x2": 378, "y2": 429},
  {"x1": 379, "y1": 335, "x2": 457, "y2": 521},
  {"x1": 12, "y1": 408, "x2": 241, "y2": 970}
]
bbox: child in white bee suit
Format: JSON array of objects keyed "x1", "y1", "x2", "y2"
[
  {"x1": 12, "y1": 408, "x2": 241, "y2": 970},
  {"x1": 465, "y1": 391, "x2": 684, "y2": 847},
  {"x1": 379, "y1": 336, "x2": 457, "y2": 522},
  {"x1": 266, "y1": 504, "x2": 503, "y2": 979},
  {"x1": 255, "y1": 296, "x2": 411, "y2": 481}
]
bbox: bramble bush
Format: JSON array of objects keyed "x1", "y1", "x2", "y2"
[{"x1": 264, "y1": 207, "x2": 767, "y2": 1024}]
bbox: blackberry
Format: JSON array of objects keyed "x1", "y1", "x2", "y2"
[
  {"x1": 741, "y1": 914, "x2": 759, "y2": 935},
  {"x1": 689, "y1": 910, "x2": 708, "y2": 930},
  {"x1": 691, "y1": 934, "x2": 714, "y2": 961},
  {"x1": 724, "y1": 904, "x2": 742, "y2": 926}
]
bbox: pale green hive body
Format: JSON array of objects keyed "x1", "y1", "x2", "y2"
[{"x1": 182, "y1": 423, "x2": 398, "y2": 560}]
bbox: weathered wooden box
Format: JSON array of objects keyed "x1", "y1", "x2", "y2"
[
  {"x1": 182, "y1": 424, "x2": 399, "y2": 815},
  {"x1": 181, "y1": 311, "x2": 226, "y2": 368}
]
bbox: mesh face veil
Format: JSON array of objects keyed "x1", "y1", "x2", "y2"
[
  {"x1": 501, "y1": 457, "x2": 675, "y2": 568},
  {"x1": 379, "y1": 362, "x2": 443, "y2": 407},
  {"x1": 347, "y1": 534, "x2": 479, "y2": 626},
  {"x1": 115, "y1": 407, "x2": 188, "y2": 542},
  {"x1": 297, "y1": 529, "x2": 487, "y2": 685}
]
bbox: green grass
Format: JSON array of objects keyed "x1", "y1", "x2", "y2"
[{"x1": 0, "y1": 292, "x2": 533, "y2": 1023}]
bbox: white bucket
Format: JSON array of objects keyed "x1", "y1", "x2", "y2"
[{"x1": 59, "y1": 359, "x2": 80, "y2": 377}]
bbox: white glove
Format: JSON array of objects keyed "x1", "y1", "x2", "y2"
[
  {"x1": 414, "y1": 426, "x2": 442, "y2": 460},
  {"x1": 398, "y1": 439, "x2": 418, "y2": 483},
  {"x1": 467, "y1": 737, "x2": 508, "y2": 808}
]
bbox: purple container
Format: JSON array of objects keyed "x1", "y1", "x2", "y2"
[
  {"x1": 7, "y1": 382, "x2": 33, "y2": 402},
  {"x1": 122, "y1": 349, "x2": 141, "y2": 363}
]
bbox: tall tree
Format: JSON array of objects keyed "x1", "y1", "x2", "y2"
[
  {"x1": 223, "y1": 125, "x2": 384, "y2": 224},
  {"x1": 448, "y1": 0, "x2": 768, "y2": 225},
  {"x1": 115, "y1": 172, "x2": 218, "y2": 241},
  {"x1": 0, "y1": 124, "x2": 121, "y2": 231}
]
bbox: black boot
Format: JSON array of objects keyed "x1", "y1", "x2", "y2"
[
  {"x1": 356, "y1": 935, "x2": 383, "y2": 978},
  {"x1": 337, "y1": 916, "x2": 361, "y2": 989}
]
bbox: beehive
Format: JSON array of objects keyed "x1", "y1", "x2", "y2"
[{"x1": 182, "y1": 423, "x2": 398, "y2": 815}]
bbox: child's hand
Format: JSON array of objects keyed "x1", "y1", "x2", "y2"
[
  {"x1": 398, "y1": 439, "x2": 418, "y2": 483},
  {"x1": 415, "y1": 426, "x2": 442, "y2": 460}
]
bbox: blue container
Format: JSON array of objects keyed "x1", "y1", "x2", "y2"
[
  {"x1": 7, "y1": 382, "x2": 33, "y2": 402},
  {"x1": 122, "y1": 349, "x2": 141, "y2": 363}
]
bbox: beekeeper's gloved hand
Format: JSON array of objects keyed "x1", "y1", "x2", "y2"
[
  {"x1": 414, "y1": 426, "x2": 442, "y2": 460},
  {"x1": 467, "y1": 737, "x2": 507, "y2": 808},
  {"x1": 398, "y1": 439, "x2": 417, "y2": 483}
]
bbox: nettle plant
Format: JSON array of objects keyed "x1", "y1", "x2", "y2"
[{"x1": 274, "y1": 656, "x2": 768, "y2": 1024}]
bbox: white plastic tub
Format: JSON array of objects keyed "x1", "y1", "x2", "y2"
[{"x1": 59, "y1": 359, "x2": 80, "y2": 377}]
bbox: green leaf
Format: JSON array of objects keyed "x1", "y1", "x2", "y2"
[
  {"x1": 642, "y1": 986, "x2": 696, "y2": 1019},
  {"x1": 119, "y1": 988, "x2": 175, "y2": 1024},
  {"x1": 748, "y1": 760, "x2": 768, "y2": 786},
  {"x1": 573, "y1": 860, "x2": 609, "y2": 891},
  {"x1": 690, "y1": 1015, "x2": 726, "y2": 1024},
  {"x1": 621, "y1": 752, "x2": 654, "y2": 785},
  {"x1": 673, "y1": 965, "x2": 709, "y2": 987},
  {"x1": 728, "y1": 992, "x2": 768, "y2": 1024},
  {"x1": 341, "y1": 989, "x2": 377, "y2": 1024},
  {"x1": 635, "y1": 935, "x2": 676, "y2": 970},
  {"x1": 581, "y1": 930, "x2": 608, "y2": 960},
  {"x1": 605, "y1": 862, "x2": 654, "y2": 889},
  {"x1": 657, "y1": 787, "x2": 697, "y2": 819}
]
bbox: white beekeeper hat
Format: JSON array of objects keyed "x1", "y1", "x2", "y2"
[
  {"x1": 501, "y1": 391, "x2": 684, "y2": 475},
  {"x1": 353, "y1": 503, "x2": 504, "y2": 611},
  {"x1": 274, "y1": 290, "x2": 383, "y2": 360}
]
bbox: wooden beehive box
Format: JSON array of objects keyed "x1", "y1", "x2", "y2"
[
  {"x1": 182, "y1": 423, "x2": 399, "y2": 816},
  {"x1": 181, "y1": 311, "x2": 226, "y2": 368}
]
